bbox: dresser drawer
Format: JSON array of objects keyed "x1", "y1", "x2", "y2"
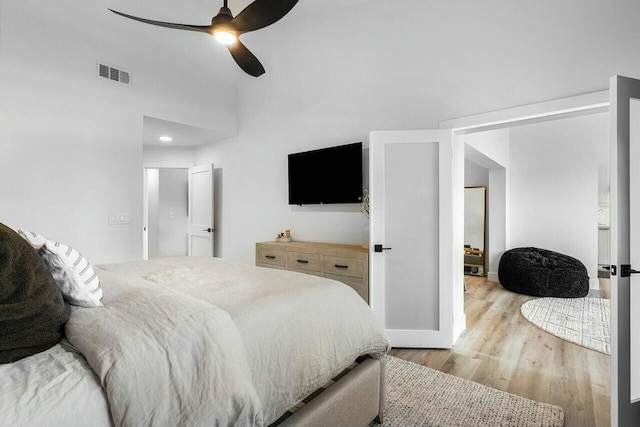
[
  {"x1": 287, "y1": 251, "x2": 321, "y2": 273},
  {"x1": 256, "y1": 246, "x2": 286, "y2": 267},
  {"x1": 323, "y1": 256, "x2": 363, "y2": 279}
]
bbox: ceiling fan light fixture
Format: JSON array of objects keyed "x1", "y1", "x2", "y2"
[
  {"x1": 214, "y1": 30, "x2": 237, "y2": 45},
  {"x1": 109, "y1": 0, "x2": 299, "y2": 76}
]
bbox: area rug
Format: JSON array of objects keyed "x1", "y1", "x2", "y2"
[
  {"x1": 370, "y1": 356, "x2": 564, "y2": 427},
  {"x1": 520, "y1": 297, "x2": 610, "y2": 355}
]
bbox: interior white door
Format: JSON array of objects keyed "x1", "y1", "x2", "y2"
[
  {"x1": 370, "y1": 130, "x2": 464, "y2": 348},
  {"x1": 188, "y1": 164, "x2": 214, "y2": 257},
  {"x1": 610, "y1": 75, "x2": 640, "y2": 426}
]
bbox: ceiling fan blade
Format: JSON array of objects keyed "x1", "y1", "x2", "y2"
[
  {"x1": 227, "y1": 40, "x2": 265, "y2": 77},
  {"x1": 109, "y1": 9, "x2": 212, "y2": 34},
  {"x1": 231, "y1": 0, "x2": 299, "y2": 33}
]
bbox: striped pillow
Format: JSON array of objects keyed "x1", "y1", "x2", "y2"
[
  {"x1": 18, "y1": 229, "x2": 103, "y2": 308},
  {"x1": 17, "y1": 229, "x2": 47, "y2": 250},
  {"x1": 39, "y1": 240, "x2": 103, "y2": 308}
]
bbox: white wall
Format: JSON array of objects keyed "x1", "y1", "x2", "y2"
[
  {"x1": 0, "y1": 0, "x2": 238, "y2": 264},
  {"x1": 143, "y1": 146, "x2": 196, "y2": 166},
  {"x1": 509, "y1": 113, "x2": 609, "y2": 288},
  {"x1": 464, "y1": 160, "x2": 489, "y2": 187}
]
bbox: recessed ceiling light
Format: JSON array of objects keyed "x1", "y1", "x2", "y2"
[{"x1": 159, "y1": 135, "x2": 173, "y2": 142}]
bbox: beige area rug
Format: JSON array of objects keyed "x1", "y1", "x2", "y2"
[
  {"x1": 371, "y1": 356, "x2": 564, "y2": 427},
  {"x1": 520, "y1": 297, "x2": 610, "y2": 355}
]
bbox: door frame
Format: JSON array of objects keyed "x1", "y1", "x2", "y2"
[
  {"x1": 609, "y1": 75, "x2": 640, "y2": 426},
  {"x1": 142, "y1": 163, "x2": 195, "y2": 260}
]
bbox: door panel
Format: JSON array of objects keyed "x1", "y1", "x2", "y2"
[
  {"x1": 384, "y1": 142, "x2": 440, "y2": 331},
  {"x1": 188, "y1": 164, "x2": 214, "y2": 257},
  {"x1": 370, "y1": 129, "x2": 462, "y2": 348},
  {"x1": 610, "y1": 75, "x2": 640, "y2": 426}
]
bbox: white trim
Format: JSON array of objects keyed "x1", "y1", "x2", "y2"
[
  {"x1": 386, "y1": 329, "x2": 454, "y2": 348},
  {"x1": 487, "y1": 272, "x2": 499, "y2": 283},
  {"x1": 439, "y1": 90, "x2": 609, "y2": 133},
  {"x1": 143, "y1": 163, "x2": 195, "y2": 169},
  {"x1": 142, "y1": 169, "x2": 148, "y2": 260}
]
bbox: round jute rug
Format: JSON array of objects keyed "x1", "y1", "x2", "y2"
[{"x1": 371, "y1": 356, "x2": 564, "y2": 427}]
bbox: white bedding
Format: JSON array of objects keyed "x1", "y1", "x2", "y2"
[
  {"x1": 0, "y1": 256, "x2": 389, "y2": 426},
  {"x1": 0, "y1": 338, "x2": 111, "y2": 426}
]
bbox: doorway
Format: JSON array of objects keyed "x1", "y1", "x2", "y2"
[
  {"x1": 449, "y1": 96, "x2": 611, "y2": 427},
  {"x1": 145, "y1": 167, "x2": 189, "y2": 259}
]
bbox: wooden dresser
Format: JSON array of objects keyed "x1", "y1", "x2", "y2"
[{"x1": 255, "y1": 241, "x2": 369, "y2": 303}]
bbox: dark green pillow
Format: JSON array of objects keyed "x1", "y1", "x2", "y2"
[{"x1": 0, "y1": 223, "x2": 70, "y2": 363}]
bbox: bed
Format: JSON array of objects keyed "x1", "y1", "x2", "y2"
[{"x1": 0, "y1": 250, "x2": 389, "y2": 426}]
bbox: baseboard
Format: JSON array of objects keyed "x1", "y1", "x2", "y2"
[
  {"x1": 453, "y1": 313, "x2": 466, "y2": 345},
  {"x1": 589, "y1": 278, "x2": 599, "y2": 289},
  {"x1": 487, "y1": 272, "x2": 499, "y2": 283}
]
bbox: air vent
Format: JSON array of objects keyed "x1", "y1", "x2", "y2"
[{"x1": 97, "y1": 62, "x2": 131, "y2": 85}]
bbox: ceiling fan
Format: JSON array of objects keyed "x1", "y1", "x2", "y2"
[{"x1": 109, "y1": 0, "x2": 299, "y2": 77}]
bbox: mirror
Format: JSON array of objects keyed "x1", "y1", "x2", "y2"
[{"x1": 464, "y1": 186, "x2": 486, "y2": 275}]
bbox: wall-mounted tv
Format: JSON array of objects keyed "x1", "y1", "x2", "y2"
[{"x1": 288, "y1": 142, "x2": 363, "y2": 205}]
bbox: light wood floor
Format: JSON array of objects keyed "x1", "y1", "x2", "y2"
[{"x1": 390, "y1": 276, "x2": 611, "y2": 427}]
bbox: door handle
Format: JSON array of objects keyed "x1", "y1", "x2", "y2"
[
  {"x1": 203, "y1": 228, "x2": 214, "y2": 233},
  {"x1": 374, "y1": 244, "x2": 392, "y2": 253},
  {"x1": 621, "y1": 264, "x2": 640, "y2": 277}
]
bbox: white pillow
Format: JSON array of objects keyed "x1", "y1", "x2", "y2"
[
  {"x1": 18, "y1": 229, "x2": 103, "y2": 308},
  {"x1": 17, "y1": 229, "x2": 47, "y2": 250}
]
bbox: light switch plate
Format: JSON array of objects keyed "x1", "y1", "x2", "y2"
[{"x1": 109, "y1": 213, "x2": 130, "y2": 225}]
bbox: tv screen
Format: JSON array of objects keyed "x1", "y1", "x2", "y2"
[{"x1": 288, "y1": 142, "x2": 363, "y2": 205}]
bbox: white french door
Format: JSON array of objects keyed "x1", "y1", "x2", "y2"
[
  {"x1": 610, "y1": 75, "x2": 640, "y2": 426},
  {"x1": 369, "y1": 130, "x2": 465, "y2": 348},
  {"x1": 188, "y1": 164, "x2": 215, "y2": 257}
]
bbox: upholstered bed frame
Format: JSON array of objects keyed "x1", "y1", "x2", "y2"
[{"x1": 275, "y1": 357, "x2": 385, "y2": 427}]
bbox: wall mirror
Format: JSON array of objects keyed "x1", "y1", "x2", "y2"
[{"x1": 464, "y1": 186, "x2": 486, "y2": 275}]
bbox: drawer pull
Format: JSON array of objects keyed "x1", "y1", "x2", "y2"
[
  {"x1": 297, "y1": 259, "x2": 309, "y2": 264},
  {"x1": 265, "y1": 255, "x2": 276, "y2": 259},
  {"x1": 334, "y1": 264, "x2": 349, "y2": 269}
]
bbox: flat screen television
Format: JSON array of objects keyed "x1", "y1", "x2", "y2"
[{"x1": 288, "y1": 142, "x2": 363, "y2": 205}]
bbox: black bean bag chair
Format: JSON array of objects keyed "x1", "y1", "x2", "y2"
[
  {"x1": 0, "y1": 223, "x2": 70, "y2": 363},
  {"x1": 498, "y1": 247, "x2": 589, "y2": 298}
]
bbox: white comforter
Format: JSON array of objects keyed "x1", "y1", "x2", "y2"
[
  {"x1": 0, "y1": 257, "x2": 389, "y2": 426},
  {"x1": 65, "y1": 270, "x2": 263, "y2": 427}
]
